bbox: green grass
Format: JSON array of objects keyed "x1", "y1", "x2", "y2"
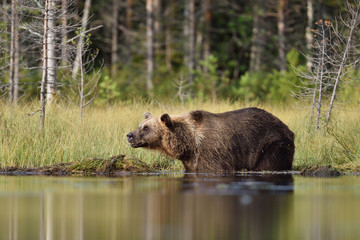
[{"x1": 1, "y1": 100, "x2": 359, "y2": 172}]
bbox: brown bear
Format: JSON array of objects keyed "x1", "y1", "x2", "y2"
[{"x1": 127, "y1": 108, "x2": 295, "y2": 172}]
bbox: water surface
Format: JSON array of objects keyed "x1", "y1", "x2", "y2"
[{"x1": 0, "y1": 174, "x2": 359, "y2": 240}]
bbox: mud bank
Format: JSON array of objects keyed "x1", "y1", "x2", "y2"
[
  {"x1": 0, "y1": 158, "x2": 344, "y2": 177},
  {"x1": 0, "y1": 155, "x2": 155, "y2": 177}
]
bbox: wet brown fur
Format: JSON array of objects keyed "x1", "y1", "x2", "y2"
[{"x1": 127, "y1": 108, "x2": 295, "y2": 172}]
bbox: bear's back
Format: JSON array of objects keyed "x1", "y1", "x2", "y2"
[{"x1": 190, "y1": 108, "x2": 294, "y2": 171}]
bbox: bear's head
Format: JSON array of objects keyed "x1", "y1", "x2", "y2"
[{"x1": 127, "y1": 112, "x2": 174, "y2": 149}]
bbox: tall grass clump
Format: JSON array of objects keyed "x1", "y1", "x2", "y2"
[
  {"x1": 0, "y1": 101, "x2": 185, "y2": 170},
  {"x1": 291, "y1": 105, "x2": 360, "y2": 171},
  {"x1": 0, "y1": 100, "x2": 359, "y2": 172}
]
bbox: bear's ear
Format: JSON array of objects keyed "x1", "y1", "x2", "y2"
[
  {"x1": 190, "y1": 110, "x2": 204, "y2": 123},
  {"x1": 144, "y1": 112, "x2": 152, "y2": 119},
  {"x1": 160, "y1": 113, "x2": 174, "y2": 129}
]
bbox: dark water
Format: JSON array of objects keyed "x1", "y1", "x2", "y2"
[{"x1": 0, "y1": 173, "x2": 359, "y2": 240}]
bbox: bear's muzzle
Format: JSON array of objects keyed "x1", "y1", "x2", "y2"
[{"x1": 127, "y1": 132, "x2": 148, "y2": 148}]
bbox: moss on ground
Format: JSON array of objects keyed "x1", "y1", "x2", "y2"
[{"x1": 0, "y1": 155, "x2": 156, "y2": 176}]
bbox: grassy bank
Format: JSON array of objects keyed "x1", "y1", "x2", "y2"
[{"x1": 1, "y1": 100, "x2": 359, "y2": 172}]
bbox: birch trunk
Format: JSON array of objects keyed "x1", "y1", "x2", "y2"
[
  {"x1": 9, "y1": 0, "x2": 16, "y2": 104},
  {"x1": 306, "y1": 0, "x2": 314, "y2": 70},
  {"x1": 40, "y1": 0, "x2": 49, "y2": 131},
  {"x1": 314, "y1": 23, "x2": 326, "y2": 131},
  {"x1": 146, "y1": 0, "x2": 154, "y2": 92},
  {"x1": 46, "y1": 0, "x2": 57, "y2": 104},
  {"x1": 72, "y1": 0, "x2": 91, "y2": 79},
  {"x1": 13, "y1": 12, "x2": 19, "y2": 102}
]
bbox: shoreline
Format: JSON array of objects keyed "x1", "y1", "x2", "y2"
[{"x1": 0, "y1": 163, "x2": 352, "y2": 177}]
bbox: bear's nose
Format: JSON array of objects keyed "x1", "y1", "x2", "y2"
[{"x1": 127, "y1": 132, "x2": 134, "y2": 142}]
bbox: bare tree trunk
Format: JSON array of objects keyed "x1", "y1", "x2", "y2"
[
  {"x1": 2, "y1": 0, "x2": 7, "y2": 23},
  {"x1": 203, "y1": 0, "x2": 215, "y2": 99},
  {"x1": 326, "y1": 2, "x2": 360, "y2": 123},
  {"x1": 249, "y1": 1, "x2": 265, "y2": 74},
  {"x1": 125, "y1": 0, "x2": 133, "y2": 62},
  {"x1": 188, "y1": 0, "x2": 195, "y2": 84},
  {"x1": 111, "y1": 0, "x2": 119, "y2": 79},
  {"x1": 183, "y1": 0, "x2": 189, "y2": 68},
  {"x1": 203, "y1": 0, "x2": 211, "y2": 71},
  {"x1": 79, "y1": 47, "x2": 84, "y2": 121},
  {"x1": 9, "y1": 0, "x2": 16, "y2": 104},
  {"x1": 153, "y1": 0, "x2": 160, "y2": 54},
  {"x1": 40, "y1": 0, "x2": 49, "y2": 131},
  {"x1": 195, "y1": 5, "x2": 203, "y2": 71},
  {"x1": 46, "y1": 0, "x2": 57, "y2": 104},
  {"x1": 277, "y1": 0, "x2": 287, "y2": 72},
  {"x1": 306, "y1": 0, "x2": 314, "y2": 70},
  {"x1": 146, "y1": 0, "x2": 154, "y2": 92},
  {"x1": 165, "y1": 0, "x2": 173, "y2": 71},
  {"x1": 314, "y1": 23, "x2": 326, "y2": 131},
  {"x1": 126, "y1": 0, "x2": 132, "y2": 29},
  {"x1": 8, "y1": 0, "x2": 14, "y2": 104},
  {"x1": 13, "y1": 11, "x2": 19, "y2": 102},
  {"x1": 72, "y1": 0, "x2": 91, "y2": 79},
  {"x1": 61, "y1": 0, "x2": 68, "y2": 66},
  {"x1": 306, "y1": 20, "x2": 327, "y2": 132}
]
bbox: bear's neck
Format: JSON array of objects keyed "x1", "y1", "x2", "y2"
[{"x1": 162, "y1": 125, "x2": 197, "y2": 161}]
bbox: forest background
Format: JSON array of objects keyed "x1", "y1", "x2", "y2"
[{"x1": 1, "y1": 0, "x2": 359, "y2": 104}]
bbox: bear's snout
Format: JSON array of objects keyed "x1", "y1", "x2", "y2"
[
  {"x1": 127, "y1": 131, "x2": 147, "y2": 148},
  {"x1": 127, "y1": 132, "x2": 134, "y2": 142}
]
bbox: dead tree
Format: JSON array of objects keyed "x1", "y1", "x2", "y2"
[
  {"x1": 173, "y1": 73, "x2": 191, "y2": 106},
  {"x1": 19, "y1": 0, "x2": 62, "y2": 105},
  {"x1": 295, "y1": 0, "x2": 360, "y2": 132},
  {"x1": 75, "y1": 44, "x2": 100, "y2": 121},
  {"x1": 296, "y1": 19, "x2": 337, "y2": 131},
  {"x1": 326, "y1": 0, "x2": 360, "y2": 123},
  {"x1": 16, "y1": 0, "x2": 98, "y2": 129},
  {"x1": 61, "y1": 6, "x2": 101, "y2": 120},
  {"x1": 71, "y1": 0, "x2": 91, "y2": 79}
]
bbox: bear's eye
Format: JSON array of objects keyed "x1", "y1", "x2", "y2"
[{"x1": 143, "y1": 126, "x2": 150, "y2": 132}]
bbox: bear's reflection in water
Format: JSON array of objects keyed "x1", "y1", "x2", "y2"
[
  {"x1": 181, "y1": 173, "x2": 294, "y2": 194},
  {"x1": 136, "y1": 174, "x2": 294, "y2": 239},
  {"x1": 147, "y1": 173, "x2": 295, "y2": 240}
]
